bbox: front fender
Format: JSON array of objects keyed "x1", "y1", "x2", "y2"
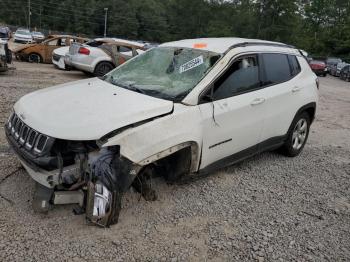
[{"x1": 102, "y1": 104, "x2": 203, "y2": 172}]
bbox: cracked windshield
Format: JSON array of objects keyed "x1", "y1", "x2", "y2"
[{"x1": 104, "y1": 47, "x2": 221, "y2": 101}]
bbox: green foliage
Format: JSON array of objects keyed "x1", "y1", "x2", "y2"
[{"x1": 0, "y1": 0, "x2": 349, "y2": 57}]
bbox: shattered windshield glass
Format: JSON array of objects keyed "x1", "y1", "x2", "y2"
[{"x1": 104, "y1": 47, "x2": 221, "y2": 101}]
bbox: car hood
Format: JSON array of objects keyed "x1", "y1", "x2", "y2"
[{"x1": 14, "y1": 78, "x2": 174, "y2": 140}]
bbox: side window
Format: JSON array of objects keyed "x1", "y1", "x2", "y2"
[
  {"x1": 212, "y1": 55, "x2": 260, "y2": 100},
  {"x1": 288, "y1": 55, "x2": 301, "y2": 76},
  {"x1": 47, "y1": 39, "x2": 58, "y2": 46},
  {"x1": 261, "y1": 53, "x2": 291, "y2": 86},
  {"x1": 119, "y1": 46, "x2": 132, "y2": 53}
]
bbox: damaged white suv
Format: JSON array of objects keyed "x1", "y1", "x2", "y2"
[{"x1": 5, "y1": 38, "x2": 318, "y2": 226}]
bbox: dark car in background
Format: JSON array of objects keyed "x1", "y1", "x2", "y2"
[
  {"x1": 326, "y1": 57, "x2": 342, "y2": 70},
  {"x1": 309, "y1": 60, "x2": 327, "y2": 76},
  {"x1": 339, "y1": 65, "x2": 350, "y2": 81}
]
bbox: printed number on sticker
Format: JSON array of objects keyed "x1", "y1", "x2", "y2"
[{"x1": 179, "y1": 56, "x2": 204, "y2": 73}]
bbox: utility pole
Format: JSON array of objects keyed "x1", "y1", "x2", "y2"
[
  {"x1": 28, "y1": 0, "x2": 31, "y2": 30},
  {"x1": 104, "y1": 7, "x2": 108, "y2": 37},
  {"x1": 39, "y1": 6, "x2": 42, "y2": 31}
]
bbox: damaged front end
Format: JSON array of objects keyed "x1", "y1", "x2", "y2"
[{"x1": 5, "y1": 112, "x2": 150, "y2": 227}]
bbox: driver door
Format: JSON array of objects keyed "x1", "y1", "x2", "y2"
[
  {"x1": 199, "y1": 54, "x2": 267, "y2": 170},
  {"x1": 44, "y1": 38, "x2": 61, "y2": 62}
]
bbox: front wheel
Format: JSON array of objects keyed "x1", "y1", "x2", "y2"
[
  {"x1": 28, "y1": 53, "x2": 42, "y2": 63},
  {"x1": 279, "y1": 112, "x2": 310, "y2": 157}
]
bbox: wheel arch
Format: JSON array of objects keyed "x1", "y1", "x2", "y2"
[
  {"x1": 93, "y1": 60, "x2": 115, "y2": 76},
  {"x1": 138, "y1": 141, "x2": 201, "y2": 173},
  {"x1": 296, "y1": 102, "x2": 316, "y2": 124},
  {"x1": 28, "y1": 52, "x2": 43, "y2": 63}
]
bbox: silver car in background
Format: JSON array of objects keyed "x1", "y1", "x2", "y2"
[{"x1": 65, "y1": 38, "x2": 146, "y2": 76}]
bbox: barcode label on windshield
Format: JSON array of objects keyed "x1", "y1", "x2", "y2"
[{"x1": 179, "y1": 56, "x2": 204, "y2": 73}]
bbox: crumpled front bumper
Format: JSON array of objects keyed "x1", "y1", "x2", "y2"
[{"x1": 19, "y1": 158, "x2": 79, "y2": 188}]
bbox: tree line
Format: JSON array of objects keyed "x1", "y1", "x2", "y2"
[{"x1": 1, "y1": 0, "x2": 350, "y2": 58}]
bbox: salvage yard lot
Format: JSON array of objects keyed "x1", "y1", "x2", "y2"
[{"x1": 0, "y1": 62, "x2": 349, "y2": 261}]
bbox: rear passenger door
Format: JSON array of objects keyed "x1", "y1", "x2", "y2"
[{"x1": 258, "y1": 53, "x2": 302, "y2": 143}]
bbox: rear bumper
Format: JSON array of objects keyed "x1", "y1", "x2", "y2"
[
  {"x1": 67, "y1": 54, "x2": 94, "y2": 73},
  {"x1": 72, "y1": 60, "x2": 94, "y2": 73},
  {"x1": 52, "y1": 55, "x2": 66, "y2": 70}
]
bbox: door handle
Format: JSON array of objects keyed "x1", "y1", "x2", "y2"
[
  {"x1": 250, "y1": 98, "x2": 265, "y2": 106},
  {"x1": 292, "y1": 86, "x2": 302, "y2": 92}
]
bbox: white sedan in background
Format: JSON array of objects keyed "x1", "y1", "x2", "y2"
[
  {"x1": 65, "y1": 38, "x2": 146, "y2": 76},
  {"x1": 14, "y1": 29, "x2": 33, "y2": 43}
]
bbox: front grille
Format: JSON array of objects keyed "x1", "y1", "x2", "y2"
[
  {"x1": 52, "y1": 53, "x2": 60, "y2": 62},
  {"x1": 6, "y1": 112, "x2": 52, "y2": 155}
]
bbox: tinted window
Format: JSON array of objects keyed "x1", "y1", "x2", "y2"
[
  {"x1": 213, "y1": 56, "x2": 260, "y2": 100},
  {"x1": 288, "y1": 55, "x2": 301, "y2": 76},
  {"x1": 119, "y1": 46, "x2": 132, "y2": 53},
  {"x1": 262, "y1": 53, "x2": 291, "y2": 85}
]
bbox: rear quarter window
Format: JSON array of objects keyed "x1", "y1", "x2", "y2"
[
  {"x1": 288, "y1": 55, "x2": 301, "y2": 76},
  {"x1": 261, "y1": 53, "x2": 292, "y2": 86}
]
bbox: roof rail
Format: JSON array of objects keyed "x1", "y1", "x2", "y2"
[{"x1": 226, "y1": 41, "x2": 295, "y2": 53}]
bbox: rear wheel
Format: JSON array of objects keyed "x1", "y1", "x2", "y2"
[
  {"x1": 94, "y1": 61, "x2": 114, "y2": 77},
  {"x1": 28, "y1": 53, "x2": 42, "y2": 63},
  {"x1": 279, "y1": 112, "x2": 310, "y2": 157}
]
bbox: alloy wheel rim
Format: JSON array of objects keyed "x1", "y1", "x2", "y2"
[
  {"x1": 292, "y1": 118, "x2": 307, "y2": 150},
  {"x1": 97, "y1": 64, "x2": 110, "y2": 76}
]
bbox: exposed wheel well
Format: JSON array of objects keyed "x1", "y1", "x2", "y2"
[{"x1": 152, "y1": 147, "x2": 193, "y2": 182}]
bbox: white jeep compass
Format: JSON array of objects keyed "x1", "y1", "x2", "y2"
[{"x1": 5, "y1": 38, "x2": 318, "y2": 226}]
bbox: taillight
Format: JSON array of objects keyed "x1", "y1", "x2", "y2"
[
  {"x1": 316, "y1": 78, "x2": 319, "y2": 89},
  {"x1": 78, "y1": 47, "x2": 90, "y2": 55}
]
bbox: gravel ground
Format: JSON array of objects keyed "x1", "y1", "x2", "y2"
[{"x1": 0, "y1": 62, "x2": 349, "y2": 261}]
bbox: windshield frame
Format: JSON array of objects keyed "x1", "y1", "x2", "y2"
[{"x1": 103, "y1": 46, "x2": 222, "y2": 103}]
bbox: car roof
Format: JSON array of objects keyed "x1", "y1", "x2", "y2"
[
  {"x1": 161, "y1": 37, "x2": 294, "y2": 54},
  {"x1": 93, "y1": 38, "x2": 145, "y2": 48}
]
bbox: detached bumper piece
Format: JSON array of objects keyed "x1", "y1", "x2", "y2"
[{"x1": 85, "y1": 148, "x2": 141, "y2": 227}]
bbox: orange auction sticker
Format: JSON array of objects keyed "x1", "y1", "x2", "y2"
[{"x1": 193, "y1": 43, "x2": 207, "y2": 49}]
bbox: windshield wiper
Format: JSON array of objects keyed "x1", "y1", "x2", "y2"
[{"x1": 127, "y1": 83, "x2": 146, "y2": 95}]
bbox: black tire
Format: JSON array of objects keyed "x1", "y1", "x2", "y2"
[
  {"x1": 279, "y1": 112, "x2": 310, "y2": 157},
  {"x1": 323, "y1": 72, "x2": 327, "y2": 77},
  {"x1": 28, "y1": 53, "x2": 42, "y2": 63},
  {"x1": 94, "y1": 61, "x2": 114, "y2": 77}
]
